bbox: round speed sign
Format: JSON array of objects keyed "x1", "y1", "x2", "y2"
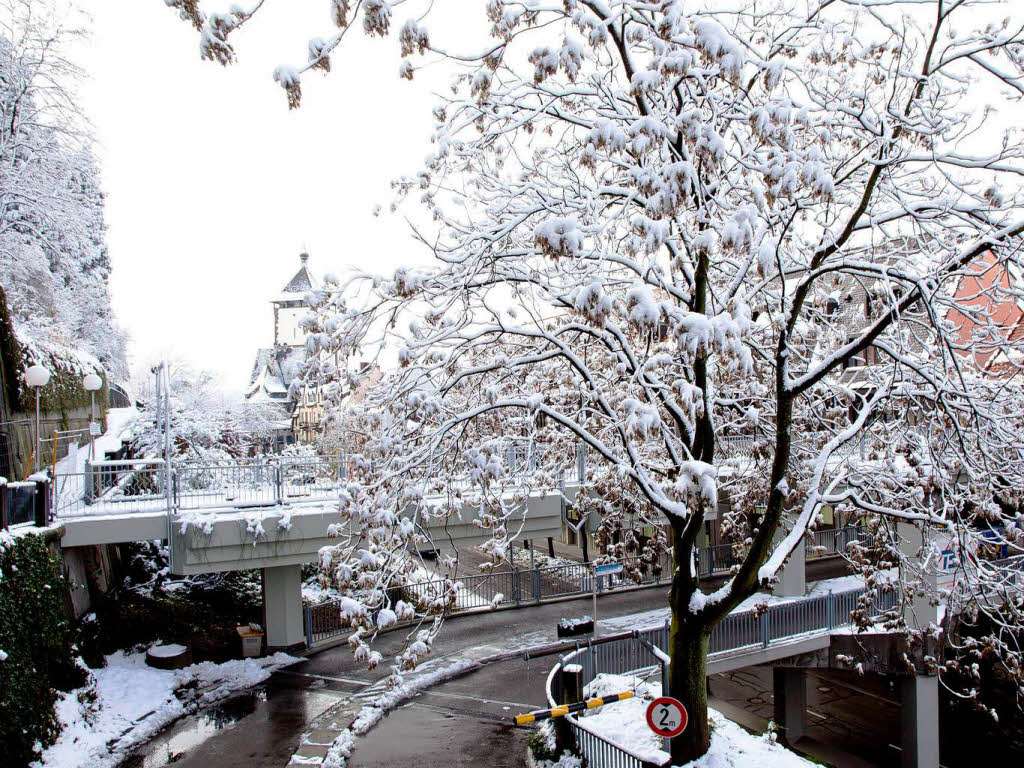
[{"x1": 645, "y1": 697, "x2": 688, "y2": 738}]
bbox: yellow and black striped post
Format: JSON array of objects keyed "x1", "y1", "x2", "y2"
[{"x1": 513, "y1": 691, "x2": 634, "y2": 725}]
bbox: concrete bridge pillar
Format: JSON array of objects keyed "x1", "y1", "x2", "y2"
[
  {"x1": 896, "y1": 521, "x2": 938, "y2": 630},
  {"x1": 262, "y1": 563, "x2": 305, "y2": 651},
  {"x1": 895, "y1": 521, "x2": 940, "y2": 768},
  {"x1": 772, "y1": 667, "x2": 807, "y2": 745},
  {"x1": 901, "y1": 675, "x2": 940, "y2": 768},
  {"x1": 774, "y1": 537, "x2": 806, "y2": 597}
]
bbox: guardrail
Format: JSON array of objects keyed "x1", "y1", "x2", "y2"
[
  {"x1": 52, "y1": 456, "x2": 346, "y2": 519},
  {"x1": 545, "y1": 584, "x2": 901, "y2": 768},
  {"x1": 302, "y1": 529, "x2": 866, "y2": 647}
]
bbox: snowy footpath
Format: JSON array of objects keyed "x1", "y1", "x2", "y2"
[{"x1": 34, "y1": 650, "x2": 300, "y2": 768}]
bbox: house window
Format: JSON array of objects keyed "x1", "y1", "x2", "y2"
[{"x1": 843, "y1": 337, "x2": 866, "y2": 368}]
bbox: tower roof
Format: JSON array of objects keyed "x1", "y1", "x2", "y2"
[{"x1": 277, "y1": 252, "x2": 319, "y2": 299}]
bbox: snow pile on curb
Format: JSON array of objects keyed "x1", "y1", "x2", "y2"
[
  {"x1": 536, "y1": 753, "x2": 582, "y2": 768},
  {"x1": 581, "y1": 673, "x2": 817, "y2": 768},
  {"x1": 354, "y1": 658, "x2": 482, "y2": 734},
  {"x1": 34, "y1": 651, "x2": 300, "y2": 768}
]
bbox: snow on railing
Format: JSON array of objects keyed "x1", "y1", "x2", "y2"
[
  {"x1": 51, "y1": 456, "x2": 347, "y2": 518},
  {"x1": 545, "y1": 585, "x2": 900, "y2": 768},
  {"x1": 303, "y1": 536, "x2": 866, "y2": 648}
]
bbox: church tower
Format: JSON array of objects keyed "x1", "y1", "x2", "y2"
[{"x1": 273, "y1": 252, "x2": 319, "y2": 347}]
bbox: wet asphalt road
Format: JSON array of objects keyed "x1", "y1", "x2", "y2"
[
  {"x1": 121, "y1": 559, "x2": 866, "y2": 768},
  {"x1": 121, "y1": 586, "x2": 672, "y2": 768}
]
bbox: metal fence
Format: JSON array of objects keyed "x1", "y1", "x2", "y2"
[
  {"x1": 39, "y1": 428, "x2": 91, "y2": 465},
  {"x1": 302, "y1": 531, "x2": 867, "y2": 647},
  {"x1": 546, "y1": 584, "x2": 901, "y2": 768},
  {"x1": 52, "y1": 456, "x2": 345, "y2": 518},
  {"x1": 304, "y1": 599, "x2": 349, "y2": 646}
]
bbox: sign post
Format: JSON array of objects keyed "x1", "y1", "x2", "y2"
[
  {"x1": 646, "y1": 696, "x2": 688, "y2": 755},
  {"x1": 591, "y1": 562, "x2": 623, "y2": 631}
]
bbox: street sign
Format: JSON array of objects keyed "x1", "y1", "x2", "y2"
[
  {"x1": 89, "y1": 421, "x2": 102, "y2": 437},
  {"x1": 646, "y1": 697, "x2": 688, "y2": 738},
  {"x1": 590, "y1": 562, "x2": 623, "y2": 629}
]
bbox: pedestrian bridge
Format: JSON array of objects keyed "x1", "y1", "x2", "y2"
[
  {"x1": 50, "y1": 456, "x2": 567, "y2": 568},
  {"x1": 39, "y1": 455, "x2": 864, "y2": 652}
]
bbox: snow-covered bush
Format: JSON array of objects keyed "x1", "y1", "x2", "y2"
[{"x1": 127, "y1": 363, "x2": 277, "y2": 463}]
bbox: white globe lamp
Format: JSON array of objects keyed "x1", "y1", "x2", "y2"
[
  {"x1": 83, "y1": 373, "x2": 103, "y2": 461},
  {"x1": 25, "y1": 365, "x2": 51, "y2": 388},
  {"x1": 24, "y1": 365, "x2": 51, "y2": 471}
]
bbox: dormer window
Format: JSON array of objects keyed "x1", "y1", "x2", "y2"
[{"x1": 826, "y1": 297, "x2": 839, "y2": 315}]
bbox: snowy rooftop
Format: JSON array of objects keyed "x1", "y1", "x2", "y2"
[
  {"x1": 246, "y1": 346, "x2": 308, "y2": 402},
  {"x1": 273, "y1": 252, "x2": 319, "y2": 301}
]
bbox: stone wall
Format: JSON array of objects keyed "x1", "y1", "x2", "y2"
[{"x1": 4, "y1": 405, "x2": 109, "y2": 480}]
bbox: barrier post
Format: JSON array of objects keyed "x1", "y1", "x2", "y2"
[{"x1": 555, "y1": 661, "x2": 583, "y2": 757}]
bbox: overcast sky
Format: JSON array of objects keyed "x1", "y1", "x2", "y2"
[
  {"x1": 67, "y1": 2, "x2": 1023, "y2": 396},
  {"x1": 73, "y1": 1, "x2": 453, "y2": 394}
]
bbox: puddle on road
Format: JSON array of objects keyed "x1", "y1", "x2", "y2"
[{"x1": 117, "y1": 689, "x2": 266, "y2": 768}]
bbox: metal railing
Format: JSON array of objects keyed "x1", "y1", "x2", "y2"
[
  {"x1": 52, "y1": 456, "x2": 345, "y2": 518},
  {"x1": 39, "y1": 428, "x2": 91, "y2": 464},
  {"x1": 301, "y1": 530, "x2": 866, "y2": 647},
  {"x1": 806, "y1": 526, "x2": 862, "y2": 558},
  {"x1": 546, "y1": 584, "x2": 901, "y2": 768},
  {"x1": 304, "y1": 599, "x2": 348, "y2": 646}
]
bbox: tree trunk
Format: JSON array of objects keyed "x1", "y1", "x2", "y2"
[{"x1": 667, "y1": 613, "x2": 711, "y2": 765}]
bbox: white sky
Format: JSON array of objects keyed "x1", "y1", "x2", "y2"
[
  {"x1": 66, "y1": 1, "x2": 1022, "y2": 395},
  {"x1": 72, "y1": 1, "x2": 456, "y2": 394}
]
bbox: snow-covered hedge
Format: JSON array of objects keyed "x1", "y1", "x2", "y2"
[
  {"x1": 15, "y1": 329, "x2": 106, "y2": 416},
  {"x1": 0, "y1": 531, "x2": 87, "y2": 765}
]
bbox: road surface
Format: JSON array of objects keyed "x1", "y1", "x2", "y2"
[{"x1": 121, "y1": 559, "x2": 870, "y2": 768}]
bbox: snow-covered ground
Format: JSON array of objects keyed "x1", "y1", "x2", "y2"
[
  {"x1": 34, "y1": 650, "x2": 300, "y2": 768},
  {"x1": 569, "y1": 673, "x2": 818, "y2": 768}
]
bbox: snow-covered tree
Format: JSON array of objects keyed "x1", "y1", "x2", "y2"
[
  {"x1": 128, "y1": 361, "x2": 277, "y2": 462},
  {"x1": 167, "y1": 1, "x2": 1024, "y2": 760},
  {"x1": 0, "y1": 0, "x2": 127, "y2": 379}
]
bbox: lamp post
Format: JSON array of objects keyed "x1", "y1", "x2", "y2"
[
  {"x1": 82, "y1": 373, "x2": 103, "y2": 461},
  {"x1": 24, "y1": 365, "x2": 51, "y2": 472}
]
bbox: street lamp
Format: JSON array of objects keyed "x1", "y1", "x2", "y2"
[
  {"x1": 24, "y1": 365, "x2": 51, "y2": 472},
  {"x1": 83, "y1": 373, "x2": 103, "y2": 461}
]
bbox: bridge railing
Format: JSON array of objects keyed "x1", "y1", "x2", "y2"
[
  {"x1": 546, "y1": 584, "x2": 901, "y2": 768},
  {"x1": 53, "y1": 459, "x2": 170, "y2": 517},
  {"x1": 302, "y1": 534, "x2": 868, "y2": 647},
  {"x1": 52, "y1": 456, "x2": 346, "y2": 518}
]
